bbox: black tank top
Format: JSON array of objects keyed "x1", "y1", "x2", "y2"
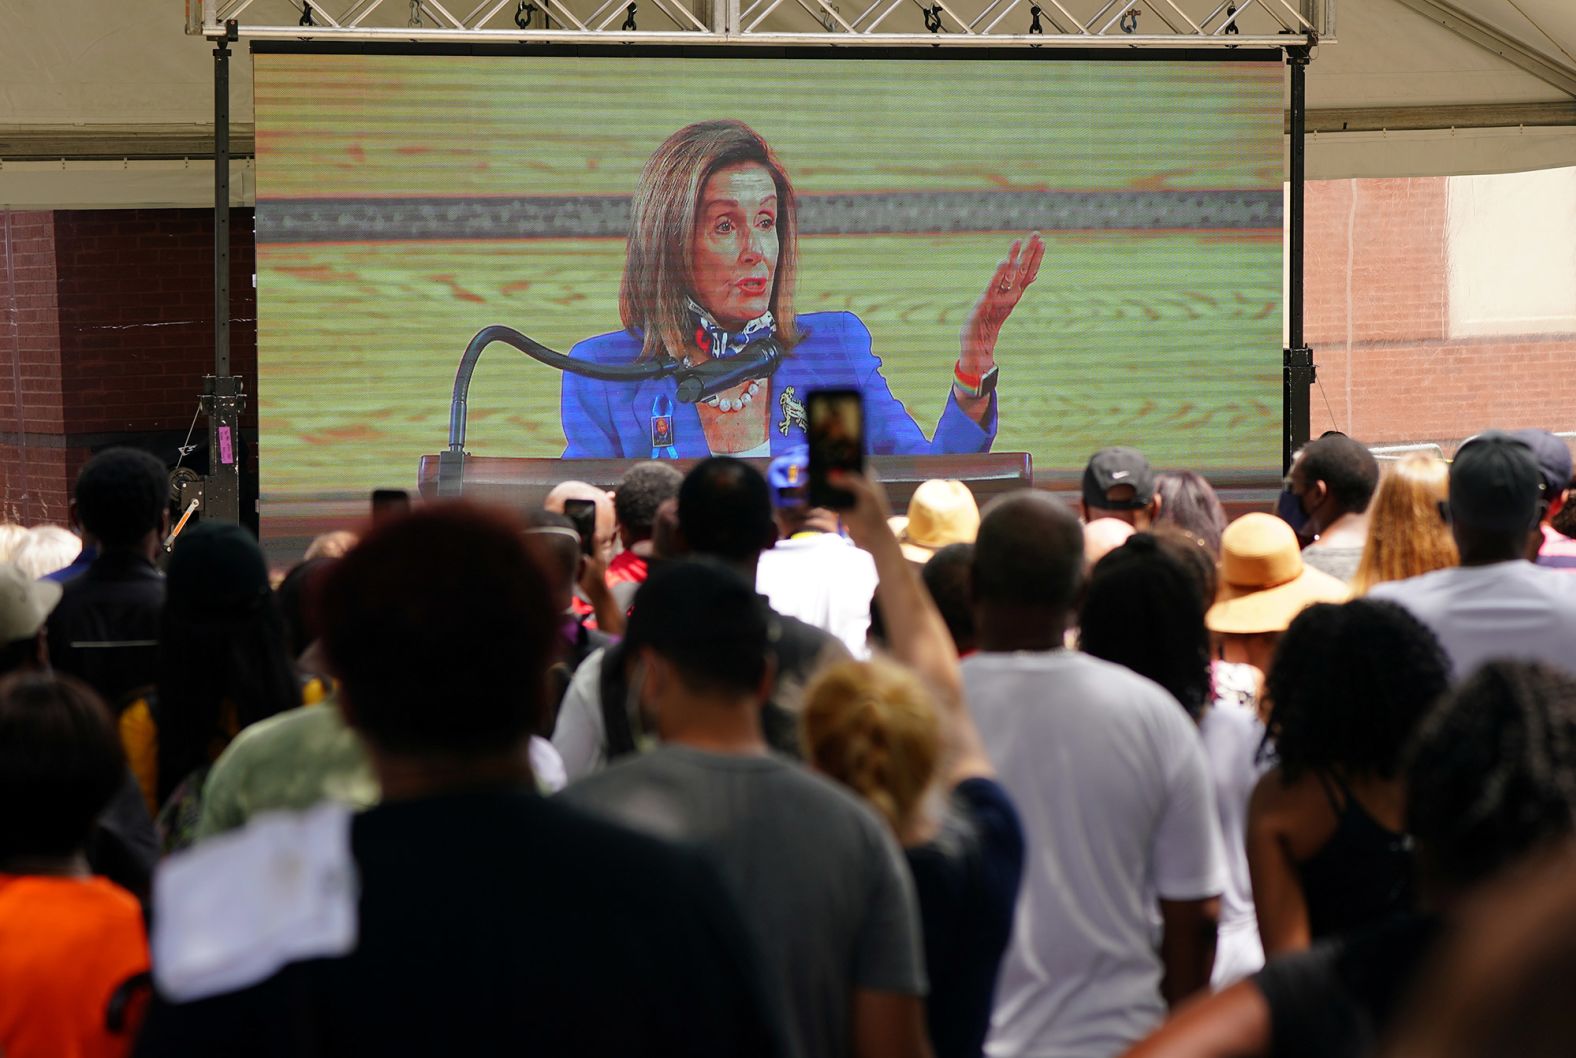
[{"x1": 1296, "y1": 772, "x2": 1414, "y2": 940}]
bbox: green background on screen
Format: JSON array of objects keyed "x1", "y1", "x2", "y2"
[{"x1": 253, "y1": 53, "x2": 1284, "y2": 501}]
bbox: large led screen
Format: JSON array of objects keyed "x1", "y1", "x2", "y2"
[{"x1": 253, "y1": 51, "x2": 1284, "y2": 505}]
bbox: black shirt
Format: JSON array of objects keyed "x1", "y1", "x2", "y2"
[
  {"x1": 47, "y1": 549, "x2": 164, "y2": 709},
  {"x1": 85, "y1": 770, "x2": 160, "y2": 905},
  {"x1": 905, "y1": 778, "x2": 1025, "y2": 1058},
  {"x1": 1253, "y1": 912, "x2": 1442, "y2": 1058},
  {"x1": 1296, "y1": 772, "x2": 1414, "y2": 941},
  {"x1": 134, "y1": 788, "x2": 790, "y2": 1058}
]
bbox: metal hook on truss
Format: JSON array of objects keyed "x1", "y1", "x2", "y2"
[
  {"x1": 514, "y1": 0, "x2": 537, "y2": 26},
  {"x1": 1224, "y1": 3, "x2": 1240, "y2": 33},
  {"x1": 923, "y1": 5, "x2": 942, "y2": 32},
  {"x1": 1028, "y1": 3, "x2": 1044, "y2": 33},
  {"x1": 621, "y1": 1, "x2": 637, "y2": 29},
  {"x1": 410, "y1": 0, "x2": 424, "y2": 25},
  {"x1": 1119, "y1": 7, "x2": 1139, "y2": 32},
  {"x1": 299, "y1": 0, "x2": 316, "y2": 26}
]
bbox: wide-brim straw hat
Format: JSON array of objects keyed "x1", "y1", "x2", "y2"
[
  {"x1": 1206, "y1": 512, "x2": 1350, "y2": 634},
  {"x1": 887, "y1": 479, "x2": 981, "y2": 564}
]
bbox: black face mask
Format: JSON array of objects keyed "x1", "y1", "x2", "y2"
[{"x1": 1276, "y1": 487, "x2": 1310, "y2": 536}]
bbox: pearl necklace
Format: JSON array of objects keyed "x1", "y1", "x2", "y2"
[{"x1": 705, "y1": 380, "x2": 762, "y2": 414}]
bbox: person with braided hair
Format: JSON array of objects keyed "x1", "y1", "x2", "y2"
[
  {"x1": 1080, "y1": 531, "x2": 1272, "y2": 989},
  {"x1": 1120, "y1": 660, "x2": 1576, "y2": 1058},
  {"x1": 1245, "y1": 599, "x2": 1449, "y2": 958},
  {"x1": 803, "y1": 471, "x2": 1023, "y2": 1058}
]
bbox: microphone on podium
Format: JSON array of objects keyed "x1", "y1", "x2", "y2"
[{"x1": 438, "y1": 325, "x2": 785, "y2": 495}]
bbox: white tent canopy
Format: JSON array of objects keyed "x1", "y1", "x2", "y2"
[
  {"x1": 1302, "y1": 0, "x2": 1576, "y2": 177},
  {"x1": 1, "y1": 0, "x2": 1574, "y2": 205}
]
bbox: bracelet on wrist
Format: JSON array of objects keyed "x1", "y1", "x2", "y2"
[{"x1": 953, "y1": 361, "x2": 1000, "y2": 399}]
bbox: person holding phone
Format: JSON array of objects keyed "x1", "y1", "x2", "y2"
[
  {"x1": 545, "y1": 482, "x2": 624, "y2": 636},
  {"x1": 561, "y1": 119, "x2": 1043, "y2": 459}
]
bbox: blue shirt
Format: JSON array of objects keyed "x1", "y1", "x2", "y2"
[
  {"x1": 42, "y1": 544, "x2": 96, "y2": 584},
  {"x1": 560, "y1": 311, "x2": 996, "y2": 458}
]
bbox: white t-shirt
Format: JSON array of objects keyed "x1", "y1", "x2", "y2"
[
  {"x1": 756, "y1": 533, "x2": 878, "y2": 657},
  {"x1": 552, "y1": 648, "x2": 608, "y2": 781},
  {"x1": 1199, "y1": 665, "x2": 1271, "y2": 989},
  {"x1": 963, "y1": 650, "x2": 1227, "y2": 1058},
  {"x1": 1367, "y1": 560, "x2": 1576, "y2": 680}
]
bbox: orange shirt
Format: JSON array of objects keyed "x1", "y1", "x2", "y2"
[{"x1": 0, "y1": 874, "x2": 150, "y2": 1058}]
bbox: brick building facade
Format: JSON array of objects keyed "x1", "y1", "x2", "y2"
[
  {"x1": 1303, "y1": 177, "x2": 1576, "y2": 451},
  {"x1": 0, "y1": 209, "x2": 256, "y2": 526}
]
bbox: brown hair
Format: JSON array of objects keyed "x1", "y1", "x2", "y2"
[
  {"x1": 619, "y1": 120, "x2": 800, "y2": 362},
  {"x1": 1351, "y1": 453, "x2": 1459, "y2": 595},
  {"x1": 0, "y1": 672, "x2": 124, "y2": 860},
  {"x1": 801, "y1": 658, "x2": 941, "y2": 837}
]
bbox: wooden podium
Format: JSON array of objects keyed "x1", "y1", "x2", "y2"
[{"x1": 416, "y1": 452, "x2": 1034, "y2": 509}]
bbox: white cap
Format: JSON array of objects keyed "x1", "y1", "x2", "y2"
[{"x1": 0, "y1": 563, "x2": 62, "y2": 644}]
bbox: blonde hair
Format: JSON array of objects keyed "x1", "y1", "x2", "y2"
[
  {"x1": 1351, "y1": 453, "x2": 1458, "y2": 595},
  {"x1": 12, "y1": 526, "x2": 82, "y2": 580},
  {"x1": 801, "y1": 657, "x2": 941, "y2": 837},
  {"x1": 620, "y1": 120, "x2": 800, "y2": 363}
]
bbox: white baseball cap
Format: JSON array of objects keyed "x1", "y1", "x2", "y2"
[{"x1": 0, "y1": 563, "x2": 62, "y2": 644}]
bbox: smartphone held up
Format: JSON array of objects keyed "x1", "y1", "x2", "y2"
[
  {"x1": 371, "y1": 488, "x2": 411, "y2": 526},
  {"x1": 807, "y1": 389, "x2": 865, "y2": 510}
]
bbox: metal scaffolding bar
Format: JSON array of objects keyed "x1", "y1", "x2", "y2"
[{"x1": 195, "y1": 0, "x2": 1328, "y2": 42}]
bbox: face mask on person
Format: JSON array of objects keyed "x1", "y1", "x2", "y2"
[{"x1": 1276, "y1": 484, "x2": 1310, "y2": 536}]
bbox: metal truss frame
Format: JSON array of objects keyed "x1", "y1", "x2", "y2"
[{"x1": 192, "y1": 0, "x2": 1330, "y2": 47}]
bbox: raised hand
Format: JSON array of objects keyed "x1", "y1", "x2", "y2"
[
  {"x1": 826, "y1": 468, "x2": 897, "y2": 555},
  {"x1": 960, "y1": 231, "x2": 1045, "y2": 376}
]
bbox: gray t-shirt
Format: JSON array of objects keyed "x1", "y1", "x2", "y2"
[
  {"x1": 559, "y1": 745, "x2": 927, "y2": 1058},
  {"x1": 1302, "y1": 544, "x2": 1364, "y2": 583}
]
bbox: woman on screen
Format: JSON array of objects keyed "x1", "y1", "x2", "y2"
[{"x1": 561, "y1": 119, "x2": 1044, "y2": 459}]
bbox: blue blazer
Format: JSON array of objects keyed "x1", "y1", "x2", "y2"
[{"x1": 561, "y1": 311, "x2": 997, "y2": 458}]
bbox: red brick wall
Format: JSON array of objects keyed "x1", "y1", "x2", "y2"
[
  {"x1": 0, "y1": 209, "x2": 256, "y2": 526},
  {"x1": 53, "y1": 211, "x2": 257, "y2": 435},
  {"x1": 1303, "y1": 177, "x2": 1576, "y2": 453},
  {"x1": 0, "y1": 211, "x2": 68, "y2": 523}
]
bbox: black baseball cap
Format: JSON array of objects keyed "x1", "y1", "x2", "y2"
[
  {"x1": 626, "y1": 557, "x2": 776, "y2": 693},
  {"x1": 1449, "y1": 431, "x2": 1542, "y2": 533},
  {"x1": 1082, "y1": 447, "x2": 1156, "y2": 511},
  {"x1": 1510, "y1": 428, "x2": 1573, "y2": 497}
]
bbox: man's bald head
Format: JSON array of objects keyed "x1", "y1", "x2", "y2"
[
  {"x1": 545, "y1": 480, "x2": 616, "y2": 557},
  {"x1": 973, "y1": 491, "x2": 1085, "y2": 612}
]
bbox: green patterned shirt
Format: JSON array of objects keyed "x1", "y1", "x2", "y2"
[{"x1": 195, "y1": 699, "x2": 380, "y2": 842}]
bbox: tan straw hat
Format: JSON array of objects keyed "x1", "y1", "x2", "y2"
[
  {"x1": 1206, "y1": 512, "x2": 1350, "y2": 634},
  {"x1": 887, "y1": 479, "x2": 981, "y2": 564}
]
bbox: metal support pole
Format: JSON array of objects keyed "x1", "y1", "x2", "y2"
[
  {"x1": 1283, "y1": 44, "x2": 1314, "y2": 473},
  {"x1": 204, "y1": 21, "x2": 246, "y2": 525},
  {"x1": 214, "y1": 32, "x2": 231, "y2": 380}
]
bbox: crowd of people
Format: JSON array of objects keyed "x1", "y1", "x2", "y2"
[{"x1": 2, "y1": 426, "x2": 1576, "y2": 1058}]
